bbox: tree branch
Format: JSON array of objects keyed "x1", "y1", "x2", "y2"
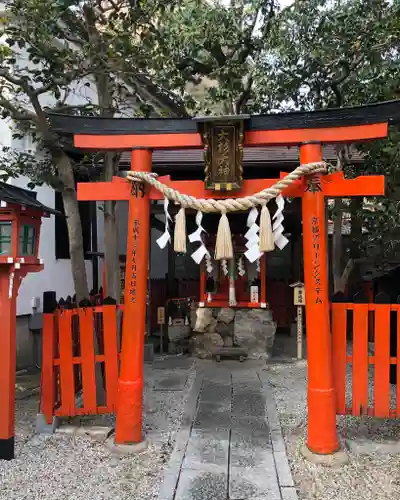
[
  {"x1": 0, "y1": 69, "x2": 30, "y2": 92},
  {"x1": 235, "y1": 73, "x2": 253, "y2": 114},
  {"x1": 0, "y1": 97, "x2": 37, "y2": 122},
  {"x1": 330, "y1": 55, "x2": 364, "y2": 87},
  {"x1": 48, "y1": 103, "x2": 99, "y2": 114}
]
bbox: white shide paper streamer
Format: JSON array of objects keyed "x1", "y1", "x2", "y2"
[
  {"x1": 156, "y1": 198, "x2": 172, "y2": 249},
  {"x1": 273, "y1": 195, "x2": 289, "y2": 250},
  {"x1": 244, "y1": 207, "x2": 263, "y2": 263},
  {"x1": 189, "y1": 211, "x2": 210, "y2": 264}
]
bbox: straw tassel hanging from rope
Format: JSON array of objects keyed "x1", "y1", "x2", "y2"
[
  {"x1": 174, "y1": 206, "x2": 187, "y2": 253},
  {"x1": 128, "y1": 161, "x2": 327, "y2": 260},
  {"x1": 259, "y1": 203, "x2": 275, "y2": 253},
  {"x1": 214, "y1": 209, "x2": 233, "y2": 260}
]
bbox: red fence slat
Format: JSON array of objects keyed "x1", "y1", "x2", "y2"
[
  {"x1": 332, "y1": 303, "x2": 347, "y2": 414},
  {"x1": 78, "y1": 308, "x2": 97, "y2": 413},
  {"x1": 397, "y1": 311, "x2": 400, "y2": 418},
  {"x1": 41, "y1": 313, "x2": 56, "y2": 424},
  {"x1": 102, "y1": 305, "x2": 119, "y2": 409},
  {"x1": 352, "y1": 304, "x2": 369, "y2": 416},
  {"x1": 58, "y1": 310, "x2": 76, "y2": 415},
  {"x1": 374, "y1": 304, "x2": 391, "y2": 417}
]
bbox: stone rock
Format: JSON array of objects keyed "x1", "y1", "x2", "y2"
[
  {"x1": 76, "y1": 426, "x2": 111, "y2": 442},
  {"x1": 234, "y1": 309, "x2": 277, "y2": 358},
  {"x1": 217, "y1": 308, "x2": 235, "y2": 324},
  {"x1": 194, "y1": 308, "x2": 213, "y2": 332},
  {"x1": 191, "y1": 333, "x2": 224, "y2": 359},
  {"x1": 216, "y1": 321, "x2": 234, "y2": 338},
  {"x1": 168, "y1": 342, "x2": 178, "y2": 354},
  {"x1": 168, "y1": 325, "x2": 191, "y2": 342},
  {"x1": 190, "y1": 306, "x2": 198, "y2": 329},
  {"x1": 224, "y1": 336, "x2": 233, "y2": 347},
  {"x1": 206, "y1": 317, "x2": 218, "y2": 333}
]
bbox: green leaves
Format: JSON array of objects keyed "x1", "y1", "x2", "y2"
[{"x1": 151, "y1": 0, "x2": 277, "y2": 114}]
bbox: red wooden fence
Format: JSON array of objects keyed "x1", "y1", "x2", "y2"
[
  {"x1": 332, "y1": 300, "x2": 400, "y2": 418},
  {"x1": 41, "y1": 303, "x2": 123, "y2": 423}
]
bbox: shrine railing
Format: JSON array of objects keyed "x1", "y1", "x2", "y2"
[
  {"x1": 332, "y1": 295, "x2": 400, "y2": 418},
  {"x1": 40, "y1": 301, "x2": 123, "y2": 423}
]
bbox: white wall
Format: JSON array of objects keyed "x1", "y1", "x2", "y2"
[
  {"x1": 0, "y1": 114, "x2": 12, "y2": 159},
  {"x1": 9, "y1": 177, "x2": 93, "y2": 315}
]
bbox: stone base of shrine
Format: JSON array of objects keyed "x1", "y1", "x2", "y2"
[
  {"x1": 177, "y1": 306, "x2": 277, "y2": 359},
  {"x1": 300, "y1": 442, "x2": 349, "y2": 466},
  {"x1": 105, "y1": 437, "x2": 149, "y2": 456}
]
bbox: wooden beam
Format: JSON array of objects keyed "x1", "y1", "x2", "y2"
[
  {"x1": 75, "y1": 133, "x2": 202, "y2": 150},
  {"x1": 321, "y1": 171, "x2": 385, "y2": 196},
  {"x1": 245, "y1": 123, "x2": 388, "y2": 147},
  {"x1": 77, "y1": 177, "x2": 131, "y2": 201},
  {"x1": 77, "y1": 172, "x2": 385, "y2": 202},
  {"x1": 77, "y1": 176, "x2": 305, "y2": 201},
  {"x1": 74, "y1": 123, "x2": 388, "y2": 151}
]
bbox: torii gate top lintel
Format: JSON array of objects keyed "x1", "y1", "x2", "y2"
[{"x1": 48, "y1": 99, "x2": 400, "y2": 150}]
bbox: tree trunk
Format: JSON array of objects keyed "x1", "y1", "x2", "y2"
[
  {"x1": 54, "y1": 151, "x2": 90, "y2": 302},
  {"x1": 103, "y1": 152, "x2": 121, "y2": 302},
  {"x1": 350, "y1": 198, "x2": 363, "y2": 259}
]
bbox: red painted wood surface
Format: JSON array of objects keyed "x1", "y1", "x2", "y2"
[
  {"x1": 374, "y1": 304, "x2": 391, "y2": 417},
  {"x1": 332, "y1": 303, "x2": 347, "y2": 414},
  {"x1": 58, "y1": 310, "x2": 76, "y2": 416},
  {"x1": 397, "y1": 311, "x2": 400, "y2": 418},
  {"x1": 245, "y1": 123, "x2": 388, "y2": 146},
  {"x1": 301, "y1": 143, "x2": 338, "y2": 454},
  {"x1": 41, "y1": 305, "x2": 121, "y2": 419},
  {"x1": 77, "y1": 173, "x2": 385, "y2": 202},
  {"x1": 352, "y1": 304, "x2": 369, "y2": 416},
  {"x1": 74, "y1": 123, "x2": 388, "y2": 150},
  {"x1": 115, "y1": 149, "x2": 152, "y2": 444},
  {"x1": 332, "y1": 302, "x2": 399, "y2": 419},
  {"x1": 78, "y1": 308, "x2": 97, "y2": 413}
]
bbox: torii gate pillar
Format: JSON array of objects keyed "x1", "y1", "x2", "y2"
[
  {"x1": 300, "y1": 143, "x2": 338, "y2": 453},
  {"x1": 115, "y1": 149, "x2": 151, "y2": 445}
]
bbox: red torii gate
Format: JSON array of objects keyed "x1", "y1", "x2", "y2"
[{"x1": 49, "y1": 101, "x2": 398, "y2": 455}]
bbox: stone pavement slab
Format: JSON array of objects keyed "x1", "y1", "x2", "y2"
[
  {"x1": 229, "y1": 464, "x2": 281, "y2": 500},
  {"x1": 281, "y1": 487, "x2": 299, "y2": 500},
  {"x1": 230, "y1": 416, "x2": 272, "y2": 467},
  {"x1": 182, "y1": 432, "x2": 229, "y2": 470},
  {"x1": 199, "y1": 379, "x2": 232, "y2": 403},
  {"x1": 174, "y1": 469, "x2": 228, "y2": 500},
  {"x1": 232, "y1": 390, "x2": 266, "y2": 417},
  {"x1": 158, "y1": 361, "x2": 297, "y2": 500},
  {"x1": 154, "y1": 373, "x2": 189, "y2": 391},
  {"x1": 193, "y1": 401, "x2": 231, "y2": 431},
  {"x1": 153, "y1": 357, "x2": 194, "y2": 370}
]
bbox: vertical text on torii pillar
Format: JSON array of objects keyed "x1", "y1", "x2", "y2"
[
  {"x1": 311, "y1": 216, "x2": 322, "y2": 304},
  {"x1": 130, "y1": 219, "x2": 140, "y2": 303}
]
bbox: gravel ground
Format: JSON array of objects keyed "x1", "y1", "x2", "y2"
[
  {"x1": 0, "y1": 362, "x2": 195, "y2": 500},
  {"x1": 265, "y1": 359, "x2": 400, "y2": 500}
]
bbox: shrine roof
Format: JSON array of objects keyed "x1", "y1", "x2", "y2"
[
  {"x1": 0, "y1": 182, "x2": 60, "y2": 215},
  {"x1": 48, "y1": 100, "x2": 400, "y2": 136},
  {"x1": 121, "y1": 144, "x2": 363, "y2": 169}
]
